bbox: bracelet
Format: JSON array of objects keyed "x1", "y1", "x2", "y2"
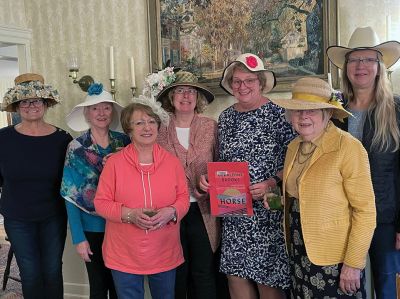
[
  {"x1": 126, "y1": 210, "x2": 132, "y2": 224},
  {"x1": 170, "y1": 206, "x2": 177, "y2": 224},
  {"x1": 272, "y1": 175, "x2": 282, "y2": 184}
]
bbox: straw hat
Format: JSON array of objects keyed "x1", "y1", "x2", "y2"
[
  {"x1": 270, "y1": 77, "x2": 351, "y2": 120},
  {"x1": 66, "y1": 83, "x2": 124, "y2": 132},
  {"x1": 220, "y1": 53, "x2": 276, "y2": 95},
  {"x1": 156, "y1": 70, "x2": 214, "y2": 103},
  {"x1": 2, "y1": 73, "x2": 60, "y2": 112},
  {"x1": 326, "y1": 26, "x2": 400, "y2": 69}
]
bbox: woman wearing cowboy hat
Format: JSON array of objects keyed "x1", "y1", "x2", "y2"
[
  {"x1": 61, "y1": 83, "x2": 130, "y2": 298},
  {"x1": 0, "y1": 73, "x2": 73, "y2": 298},
  {"x1": 270, "y1": 77, "x2": 376, "y2": 298},
  {"x1": 156, "y1": 70, "x2": 223, "y2": 299},
  {"x1": 200, "y1": 53, "x2": 296, "y2": 299},
  {"x1": 327, "y1": 26, "x2": 400, "y2": 299}
]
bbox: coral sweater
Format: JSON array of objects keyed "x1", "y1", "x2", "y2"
[{"x1": 94, "y1": 143, "x2": 189, "y2": 274}]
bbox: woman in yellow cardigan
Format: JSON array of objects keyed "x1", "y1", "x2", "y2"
[{"x1": 268, "y1": 77, "x2": 376, "y2": 298}]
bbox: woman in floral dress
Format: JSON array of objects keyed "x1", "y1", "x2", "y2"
[{"x1": 201, "y1": 53, "x2": 296, "y2": 299}]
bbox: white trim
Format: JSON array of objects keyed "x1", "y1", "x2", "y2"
[{"x1": 0, "y1": 25, "x2": 32, "y2": 73}]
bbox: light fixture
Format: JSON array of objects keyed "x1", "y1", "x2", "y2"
[{"x1": 68, "y1": 56, "x2": 95, "y2": 92}]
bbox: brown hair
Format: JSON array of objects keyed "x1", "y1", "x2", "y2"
[
  {"x1": 160, "y1": 87, "x2": 208, "y2": 114},
  {"x1": 120, "y1": 103, "x2": 161, "y2": 135},
  {"x1": 225, "y1": 63, "x2": 267, "y2": 91}
]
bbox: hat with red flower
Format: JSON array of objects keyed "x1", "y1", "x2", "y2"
[{"x1": 220, "y1": 53, "x2": 276, "y2": 95}]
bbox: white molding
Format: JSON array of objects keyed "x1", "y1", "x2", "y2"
[{"x1": 0, "y1": 25, "x2": 32, "y2": 73}]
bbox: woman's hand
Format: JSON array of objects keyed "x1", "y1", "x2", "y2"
[
  {"x1": 75, "y1": 241, "x2": 93, "y2": 262},
  {"x1": 149, "y1": 206, "x2": 176, "y2": 231},
  {"x1": 249, "y1": 179, "x2": 276, "y2": 201},
  {"x1": 199, "y1": 174, "x2": 210, "y2": 193},
  {"x1": 339, "y1": 264, "x2": 361, "y2": 295},
  {"x1": 396, "y1": 233, "x2": 400, "y2": 250},
  {"x1": 121, "y1": 207, "x2": 153, "y2": 230}
]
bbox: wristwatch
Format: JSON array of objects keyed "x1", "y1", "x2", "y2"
[
  {"x1": 272, "y1": 175, "x2": 282, "y2": 184},
  {"x1": 170, "y1": 206, "x2": 177, "y2": 224}
]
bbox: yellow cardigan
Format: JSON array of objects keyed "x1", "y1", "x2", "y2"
[{"x1": 283, "y1": 122, "x2": 376, "y2": 269}]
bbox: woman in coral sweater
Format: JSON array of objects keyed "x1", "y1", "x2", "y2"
[{"x1": 94, "y1": 96, "x2": 189, "y2": 299}]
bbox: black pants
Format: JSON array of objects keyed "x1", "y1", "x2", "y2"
[
  {"x1": 84, "y1": 232, "x2": 117, "y2": 299},
  {"x1": 175, "y1": 202, "x2": 218, "y2": 299}
]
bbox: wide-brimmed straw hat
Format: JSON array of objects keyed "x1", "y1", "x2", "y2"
[
  {"x1": 66, "y1": 83, "x2": 124, "y2": 132},
  {"x1": 2, "y1": 73, "x2": 60, "y2": 112},
  {"x1": 327, "y1": 26, "x2": 400, "y2": 69},
  {"x1": 156, "y1": 70, "x2": 214, "y2": 103},
  {"x1": 270, "y1": 77, "x2": 351, "y2": 120},
  {"x1": 220, "y1": 53, "x2": 276, "y2": 95}
]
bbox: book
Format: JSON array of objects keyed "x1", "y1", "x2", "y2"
[{"x1": 207, "y1": 161, "x2": 253, "y2": 217}]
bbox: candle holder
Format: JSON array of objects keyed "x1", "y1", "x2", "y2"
[
  {"x1": 130, "y1": 87, "x2": 137, "y2": 97},
  {"x1": 110, "y1": 78, "x2": 116, "y2": 100}
]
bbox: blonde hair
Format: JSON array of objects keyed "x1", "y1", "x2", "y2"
[{"x1": 342, "y1": 53, "x2": 400, "y2": 152}]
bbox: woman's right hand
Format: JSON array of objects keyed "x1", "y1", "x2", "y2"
[
  {"x1": 199, "y1": 174, "x2": 210, "y2": 193},
  {"x1": 122, "y1": 207, "x2": 154, "y2": 230},
  {"x1": 76, "y1": 241, "x2": 93, "y2": 262}
]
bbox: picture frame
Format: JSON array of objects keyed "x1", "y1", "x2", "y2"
[{"x1": 148, "y1": 0, "x2": 338, "y2": 94}]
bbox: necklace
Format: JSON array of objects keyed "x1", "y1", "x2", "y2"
[{"x1": 297, "y1": 142, "x2": 316, "y2": 164}]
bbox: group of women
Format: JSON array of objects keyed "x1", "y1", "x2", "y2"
[{"x1": 0, "y1": 25, "x2": 399, "y2": 299}]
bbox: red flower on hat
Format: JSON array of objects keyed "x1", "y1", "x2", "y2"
[{"x1": 245, "y1": 56, "x2": 258, "y2": 68}]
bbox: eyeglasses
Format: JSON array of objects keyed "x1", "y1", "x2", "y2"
[
  {"x1": 130, "y1": 119, "x2": 158, "y2": 127},
  {"x1": 19, "y1": 99, "x2": 44, "y2": 108},
  {"x1": 231, "y1": 78, "x2": 259, "y2": 89},
  {"x1": 292, "y1": 109, "x2": 321, "y2": 116},
  {"x1": 174, "y1": 87, "x2": 198, "y2": 95},
  {"x1": 346, "y1": 57, "x2": 379, "y2": 66}
]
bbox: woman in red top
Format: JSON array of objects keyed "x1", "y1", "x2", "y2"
[{"x1": 94, "y1": 95, "x2": 189, "y2": 299}]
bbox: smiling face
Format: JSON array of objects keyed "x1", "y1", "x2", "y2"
[
  {"x1": 17, "y1": 98, "x2": 47, "y2": 122},
  {"x1": 290, "y1": 109, "x2": 330, "y2": 141},
  {"x1": 130, "y1": 110, "x2": 158, "y2": 148},
  {"x1": 346, "y1": 49, "x2": 380, "y2": 90},
  {"x1": 172, "y1": 86, "x2": 198, "y2": 115},
  {"x1": 85, "y1": 102, "x2": 113, "y2": 130},
  {"x1": 231, "y1": 68, "x2": 262, "y2": 107}
]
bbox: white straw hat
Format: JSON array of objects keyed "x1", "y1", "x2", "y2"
[
  {"x1": 66, "y1": 83, "x2": 124, "y2": 132},
  {"x1": 220, "y1": 53, "x2": 276, "y2": 95},
  {"x1": 326, "y1": 26, "x2": 400, "y2": 69}
]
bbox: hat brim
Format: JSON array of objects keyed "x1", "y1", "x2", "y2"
[
  {"x1": 220, "y1": 61, "x2": 276, "y2": 95},
  {"x1": 66, "y1": 100, "x2": 124, "y2": 132},
  {"x1": 327, "y1": 41, "x2": 400, "y2": 69},
  {"x1": 156, "y1": 82, "x2": 214, "y2": 104},
  {"x1": 270, "y1": 98, "x2": 351, "y2": 120}
]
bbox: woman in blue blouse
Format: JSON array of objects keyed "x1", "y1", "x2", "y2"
[{"x1": 61, "y1": 83, "x2": 129, "y2": 298}]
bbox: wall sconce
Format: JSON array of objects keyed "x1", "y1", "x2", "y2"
[{"x1": 68, "y1": 56, "x2": 95, "y2": 92}]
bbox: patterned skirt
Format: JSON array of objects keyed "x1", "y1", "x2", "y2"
[{"x1": 288, "y1": 198, "x2": 366, "y2": 299}]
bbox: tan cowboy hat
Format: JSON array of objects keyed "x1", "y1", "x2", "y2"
[
  {"x1": 270, "y1": 77, "x2": 351, "y2": 120},
  {"x1": 326, "y1": 26, "x2": 400, "y2": 69},
  {"x1": 220, "y1": 53, "x2": 276, "y2": 95},
  {"x1": 156, "y1": 70, "x2": 214, "y2": 103},
  {"x1": 2, "y1": 73, "x2": 60, "y2": 112},
  {"x1": 66, "y1": 83, "x2": 124, "y2": 132}
]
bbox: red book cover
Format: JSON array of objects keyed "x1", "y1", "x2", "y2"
[{"x1": 207, "y1": 162, "x2": 253, "y2": 217}]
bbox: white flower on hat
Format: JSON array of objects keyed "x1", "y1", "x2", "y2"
[
  {"x1": 131, "y1": 94, "x2": 170, "y2": 126},
  {"x1": 143, "y1": 67, "x2": 176, "y2": 97}
]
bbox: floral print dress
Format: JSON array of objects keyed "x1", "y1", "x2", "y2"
[{"x1": 218, "y1": 102, "x2": 296, "y2": 288}]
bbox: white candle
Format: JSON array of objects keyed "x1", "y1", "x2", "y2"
[
  {"x1": 327, "y1": 72, "x2": 332, "y2": 88},
  {"x1": 110, "y1": 46, "x2": 115, "y2": 79},
  {"x1": 129, "y1": 57, "x2": 136, "y2": 87},
  {"x1": 386, "y1": 15, "x2": 391, "y2": 40}
]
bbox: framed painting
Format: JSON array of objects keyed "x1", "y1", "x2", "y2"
[{"x1": 148, "y1": 0, "x2": 338, "y2": 94}]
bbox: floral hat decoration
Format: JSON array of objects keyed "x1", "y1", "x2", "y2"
[
  {"x1": 66, "y1": 83, "x2": 124, "y2": 132},
  {"x1": 132, "y1": 94, "x2": 170, "y2": 126},
  {"x1": 220, "y1": 53, "x2": 276, "y2": 95},
  {"x1": 270, "y1": 77, "x2": 351, "y2": 121},
  {"x1": 2, "y1": 73, "x2": 60, "y2": 112},
  {"x1": 155, "y1": 69, "x2": 214, "y2": 104}
]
